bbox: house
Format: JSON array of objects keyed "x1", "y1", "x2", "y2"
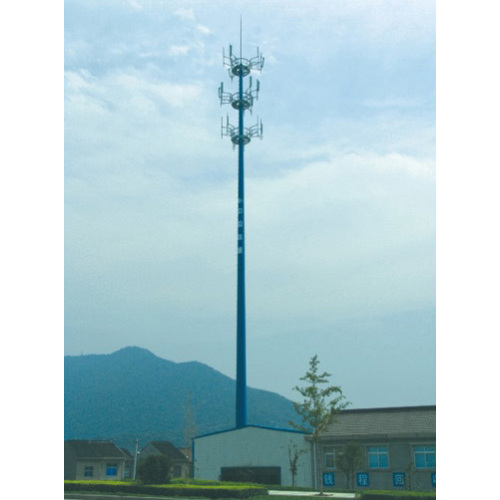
[
  {"x1": 119, "y1": 446, "x2": 135, "y2": 479},
  {"x1": 193, "y1": 425, "x2": 312, "y2": 486},
  {"x1": 139, "y1": 441, "x2": 191, "y2": 478},
  {"x1": 179, "y1": 446, "x2": 193, "y2": 478},
  {"x1": 317, "y1": 405, "x2": 436, "y2": 491},
  {"x1": 64, "y1": 440, "x2": 129, "y2": 480}
]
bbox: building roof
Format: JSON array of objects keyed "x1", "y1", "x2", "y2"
[
  {"x1": 119, "y1": 447, "x2": 133, "y2": 459},
  {"x1": 149, "y1": 441, "x2": 187, "y2": 460},
  {"x1": 195, "y1": 425, "x2": 306, "y2": 440},
  {"x1": 320, "y1": 405, "x2": 436, "y2": 441},
  {"x1": 179, "y1": 447, "x2": 192, "y2": 462},
  {"x1": 65, "y1": 440, "x2": 127, "y2": 459}
]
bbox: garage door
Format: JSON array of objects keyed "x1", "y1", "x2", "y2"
[{"x1": 220, "y1": 466, "x2": 281, "y2": 485}]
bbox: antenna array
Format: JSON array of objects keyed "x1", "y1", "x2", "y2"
[{"x1": 219, "y1": 45, "x2": 264, "y2": 147}]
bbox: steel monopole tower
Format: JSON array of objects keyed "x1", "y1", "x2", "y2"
[{"x1": 219, "y1": 22, "x2": 264, "y2": 429}]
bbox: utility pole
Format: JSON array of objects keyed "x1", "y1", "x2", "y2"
[
  {"x1": 219, "y1": 19, "x2": 264, "y2": 429},
  {"x1": 132, "y1": 438, "x2": 139, "y2": 480},
  {"x1": 185, "y1": 394, "x2": 196, "y2": 481}
]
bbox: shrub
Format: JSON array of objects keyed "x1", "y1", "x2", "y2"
[
  {"x1": 360, "y1": 491, "x2": 436, "y2": 500},
  {"x1": 64, "y1": 480, "x2": 268, "y2": 498},
  {"x1": 137, "y1": 454, "x2": 171, "y2": 484}
]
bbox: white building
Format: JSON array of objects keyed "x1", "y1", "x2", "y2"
[{"x1": 193, "y1": 425, "x2": 313, "y2": 487}]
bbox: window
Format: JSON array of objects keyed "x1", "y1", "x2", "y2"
[
  {"x1": 367, "y1": 446, "x2": 389, "y2": 468},
  {"x1": 413, "y1": 445, "x2": 436, "y2": 468},
  {"x1": 84, "y1": 466, "x2": 94, "y2": 477},
  {"x1": 323, "y1": 447, "x2": 337, "y2": 469},
  {"x1": 172, "y1": 465, "x2": 182, "y2": 477},
  {"x1": 106, "y1": 463, "x2": 118, "y2": 476}
]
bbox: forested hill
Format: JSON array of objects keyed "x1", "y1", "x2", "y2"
[{"x1": 65, "y1": 346, "x2": 299, "y2": 450}]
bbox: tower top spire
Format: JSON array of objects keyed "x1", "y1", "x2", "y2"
[{"x1": 240, "y1": 16, "x2": 243, "y2": 59}]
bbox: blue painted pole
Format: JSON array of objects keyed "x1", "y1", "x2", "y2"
[
  {"x1": 220, "y1": 24, "x2": 262, "y2": 429},
  {"x1": 236, "y1": 66, "x2": 247, "y2": 429}
]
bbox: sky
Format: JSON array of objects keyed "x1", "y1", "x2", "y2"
[
  {"x1": 63, "y1": 0, "x2": 436, "y2": 408},
  {"x1": 6, "y1": 1, "x2": 500, "y2": 496}
]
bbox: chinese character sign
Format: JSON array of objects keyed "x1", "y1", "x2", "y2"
[
  {"x1": 393, "y1": 472, "x2": 405, "y2": 487},
  {"x1": 356, "y1": 472, "x2": 369, "y2": 487},
  {"x1": 322, "y1": 472, "x2": 335, "y2": 487}
]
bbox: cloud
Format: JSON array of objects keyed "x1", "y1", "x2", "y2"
[
  {"x1": 66, "y1": 142, "x2": 434, "y2": 333},
  {"x1": 169, "y1": 45, "x2": 191, "y2": 56},
  {"x1": 196, "y1": 24, "x2": 212, "y2": 35},
  {"x1": 65, "y1": 69, "x2": 95, "y2": 92},
  {"x1": 64, "y1": 0, "x2": 435, "y2": 406},
  {"x1": 127, "y1": 0, "x2": 144, "y2": 11},
  {"x1": 240, "y1": 151, "x2": 435, "y2": 320},
  {"x1": 174, "y1": 7, "x2": 195, "y2": 20},
  {"x1": 362, "y1": 97, "x2": 426, "y2": 109},
  {"x1": 113, "y1": 72, "x2": 202, "y2": 107},
  {"x1": 65, "y1": 66, "x2": 204, "y2": 123}
]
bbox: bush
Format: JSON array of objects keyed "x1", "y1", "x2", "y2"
[
  {"x1": 170, "y1": 478, "x2": 264, "y2": 487},
  {"x1": 137, "y1": 454, "x2": 172, "y2": 484},
  {"x1": 360, "y1": 491, "x2": 436, "y2": 500},
  {"x1": 64, "y1": 480, "x2": 268, "y2": 498}
]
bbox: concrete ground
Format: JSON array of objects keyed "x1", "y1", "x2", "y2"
[
  {"x1": 65, "y1": 490, "x2": 357, "y2": 500},
  {"x1": 269, "y1": 491, "x2": 355, "y2": 499}
]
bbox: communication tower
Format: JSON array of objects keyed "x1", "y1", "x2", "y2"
[{"x1": 219, "y1": 22, "x2": 264, "y2": 429}]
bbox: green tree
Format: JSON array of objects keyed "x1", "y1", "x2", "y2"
[
  {"x1": 137, "y1": 455, "x2": 172, "y2": 485},
  {"x1": 337, "y1": 442, "x2": 364, "y2": 490},
  {"x1": 290, "y1": 355, "x2": 349, "y2": 494},
  {"x1": 287, "y1": 442, "x2": 307, "y2": 487}
]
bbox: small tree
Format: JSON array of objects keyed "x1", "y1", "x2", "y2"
[
  {"x1": 290, "y1": 355, "x2": 349, "y2": 494},
  {"x1": 337, "y1": 442, "x2": 364, "y2": 490},
  {"x1": 405, "y1": 461, "x2": 425, "y2": 491},
  {"x1": 137, "y1": 455, "x2": 172, "y2": 485},
  {"x1": 287, "y1": 442, "x2": 307, "y2": 487}
]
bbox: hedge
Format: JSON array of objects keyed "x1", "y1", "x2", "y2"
[
  {"x1": 360, "y1": 491, "x2": 436, "y2": 500},
  {"x1": 64, "y1": 480, "x2": 268, "y2": 498}
]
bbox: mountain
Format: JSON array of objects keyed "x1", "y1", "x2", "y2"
[{"x1": 65, "y1": 346, "x2": 299, "y2": 449}]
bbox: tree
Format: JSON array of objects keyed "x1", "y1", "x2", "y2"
[
  {"x1": 137, "y1": 455, "x2": 172, "y2": 485},
  {"x1": 337, "y1": 442, "x2": 364, "y2": 490},
  {"x1": 287, "y1": 442, "x2": 307, "y2": 487},
  {"x1": 290, "y1": 355, "x2": 349, "y2": 494}
]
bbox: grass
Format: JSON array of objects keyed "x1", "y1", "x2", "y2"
[
  {"x1": 65, "y1": 480, "x2": 435, "y2": 500},
  {"x1": 64, "y1": 479, "x2": 268, "y2": 499}
]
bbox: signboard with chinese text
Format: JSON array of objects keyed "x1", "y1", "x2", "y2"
[
  {"x1": 393, "y1": 472, "x2": 405, "y2": 487},
  {"x1": 322, "y1": 472, "x2": 335, "y2": 487},
  {"x1": 356, "y1": 472, "x2": 369, "y2": 487}
]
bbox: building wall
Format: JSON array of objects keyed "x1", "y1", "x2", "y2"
[
  {"x1": 74, "y1": 459, "x2": 125, "y2": 481},
  {"x1": 194, "y1": 427, "x2": 312, "y2": 487},
  {"x1": 319, "y1": 438, "x2": 436, "y2": 492},
  {"x1": 64, "y1": 448, "x2": 77, "y2": 480}
]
